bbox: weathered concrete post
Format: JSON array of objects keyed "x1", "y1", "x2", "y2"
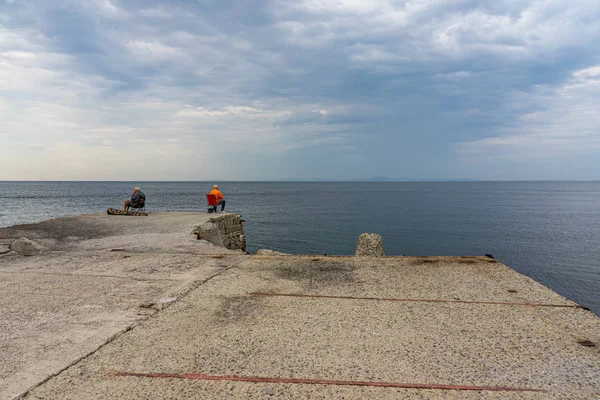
[
  {"x1": 194, "y1": 221, "x2": 224, "y2": 248},
  {"x1": 193, "y1": 214, "x2": 246, "y2": 252},
  {"x1": 355, "y1": 233, "x2": 385, "y2": 256},
  {"x1": 10, "y1": 237, "x2": 47, "y2": 255}
]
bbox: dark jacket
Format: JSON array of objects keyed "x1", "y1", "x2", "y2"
[{"x1": 130, "y1": 191, "x2": 146, "y2": 207}]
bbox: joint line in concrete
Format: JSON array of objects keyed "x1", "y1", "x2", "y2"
[
  {"x1": 12, "y1": 264, "x2": 239, "y2": 400},
  {"x1": 0, "y1": 270, "x2": 178, "y2": 282},
  {"x1": 113, "y1": 371, "x2": 547, "y2": 392},
  {"x1": 249, "y1": 292, "x2": 588, "y2": 309}
]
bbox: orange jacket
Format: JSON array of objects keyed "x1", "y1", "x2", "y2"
[{"x1": 209, "y1": 188, "x2": 224, "y2": 202}]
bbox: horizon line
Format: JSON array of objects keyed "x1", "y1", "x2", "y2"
[{"x1": 2, "y1": 180, "x2": 600, "y2": 183}]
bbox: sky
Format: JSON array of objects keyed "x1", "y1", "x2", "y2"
[{"x1": 1, "y1": 0, "x2": 599, "y2": 181}]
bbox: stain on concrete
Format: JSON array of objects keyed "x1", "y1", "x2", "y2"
[
  {"x1": 411, "y1": 258, "x2": 439, "y2": 265},
  {"x1": 411, "y1": 257, "x2": 498, "y2": 265},
  {"x1": 214, "y1": 296, "x2": 262, "y2": 324},
  {"x1": 0, "y1": 218, "x2": 117, "y2": 242},
  {"x1": 271, "y1": 259, "x2": 356, "y2": 289},
  {"x1": 577, "y1": 339, "x2": 596, "y2": 347}
]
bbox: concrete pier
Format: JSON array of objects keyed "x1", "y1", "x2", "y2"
[{"x1": 1, "y1": 213, "x2": 598, "y2": 399}]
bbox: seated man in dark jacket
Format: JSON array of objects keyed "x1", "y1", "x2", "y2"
[{"x1": 123, "y1": 187, "x2": 146, "y2": 212}]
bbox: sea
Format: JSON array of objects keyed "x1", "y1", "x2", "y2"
[{"x1": 1, "y1": 181, "x2": 599, "y2": 315}]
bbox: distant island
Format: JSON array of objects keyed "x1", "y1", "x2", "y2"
[
  {"x1": 291, "y1": 177, "x2": 479, "y2": 182},
  {"x1": 362, "y1": 177, "x2": 479, "y2": 182},
  {"x1": 280, "y1": 177, "x2": 479, "y2": 182}
]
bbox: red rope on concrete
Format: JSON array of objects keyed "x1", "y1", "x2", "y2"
[
  {"x1": 249, "y1": 292, "x2": 587, "y2": 309},
  {"x1": 114, "y1": 371, "x2": 546, "y2": 392}
]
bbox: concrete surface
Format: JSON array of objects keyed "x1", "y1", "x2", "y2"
[
  {"x1": 256, "y1": 249, "x2": 289, "y2": 256},
  {"x1": 15, "y1": 254, "x2": 600, "y2": 398},
  {"x1": 2, "y1": 215, "x2": 599, "y2": 399},
  {"x1": 0, "y1": 213, "x2": 244, "y2": 400},
  {"x1": 0, "y1": 212, "x2": 240, "y2": 255}
]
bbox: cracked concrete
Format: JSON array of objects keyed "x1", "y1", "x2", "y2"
[
  {"x1": 0, "y1": 213, "x2": 244, "y2": 400},
  {"x1": 2, "y1": 214, "x2": 599, "y2": 399}
]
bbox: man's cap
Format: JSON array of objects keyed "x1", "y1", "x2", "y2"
[{"x1": 134, "y1": 187, "x2": 140, "y2": 191}]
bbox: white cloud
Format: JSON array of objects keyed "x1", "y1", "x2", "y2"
[
  {"x1": 140, "y1": 8, "x2": 172, "y2": 18},
  {"x1": 92, "y1": 0, "x2": 127, "y2": 19},
  {"x1": 458, "y1": 64, "x2": 600, "y2": 155},
  {"x1": 432, "y1": 71, "x2": 473, "y2": 80},
  {"x1": 125, "y1": 40, "x2": 186, "y2": 63},
  {"x1": 573, "y1": 66, "x2": 600, "y2": 81},
  {"x1": 175, "y1": 105, "x2": 286, "y2": 118},
  {"x1": 348, "y1": 44, "x2": 409, "y2": 64},
  {"x1": 273, "y1": 0, "x2": 600, "y2": 67},
  {"x1": 1, "y1": 0, "x2": 600, "y2": 180}
]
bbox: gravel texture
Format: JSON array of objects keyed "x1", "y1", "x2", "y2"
[
  {"x1": 2, "y1": 214, "x2": 598, "y2": 400},
  {"x1": 0, "y1": 213, "x2": 243, "y2": 400},
  {"x1": 22, "y1": 256, "x2": 600, "y2": 399},
  {"x1": 355, "y1": 233, "x2": 385, "y2": 256}
]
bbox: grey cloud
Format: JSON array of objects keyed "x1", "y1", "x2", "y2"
[{"x1": 1, "y1": 0, "x2": 599, "y2": 180}]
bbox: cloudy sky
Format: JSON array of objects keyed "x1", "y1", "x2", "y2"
[{"x1": 1, "y1": 0, "x2": 599, "y2": 181}]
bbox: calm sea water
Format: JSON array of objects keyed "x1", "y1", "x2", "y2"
[{"x1": 1, "y1": 181, "x2": 599, "y2": 314}]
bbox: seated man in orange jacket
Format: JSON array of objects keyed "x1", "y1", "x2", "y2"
[{"x1": 209, "y1": 185, "x2": 225, "y2": 213}]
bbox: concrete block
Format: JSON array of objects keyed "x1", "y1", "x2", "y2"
[
  {"x1": 356, "y1": 233, "x2": 385, "y2": 257},
  {"x1": 195, "y1": 222, "x2": 224, "y2": 248},
  {"x1": 10, "y1": 237, "x2": 47, "y2": 255}
]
